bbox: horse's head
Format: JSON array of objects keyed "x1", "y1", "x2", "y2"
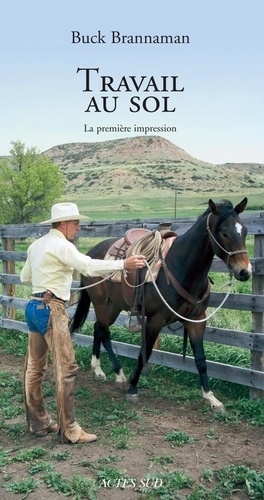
[{"x1": 207, "y1": 197, "x2": 252, "y2": 281}]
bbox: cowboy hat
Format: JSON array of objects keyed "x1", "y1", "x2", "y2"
[{"x1": 40, "y1": 202, "x2": 90, "y2": 224}]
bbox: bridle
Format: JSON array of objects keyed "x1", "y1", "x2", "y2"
[{"x1": 206, "y1": 213, "x2": 248, "y2": 268}]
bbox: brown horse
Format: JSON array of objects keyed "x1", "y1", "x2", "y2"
[{"x1": 70, "y1": 198, "x2": 252, "y2": 412}]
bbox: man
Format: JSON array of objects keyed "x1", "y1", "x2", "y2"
[{"x1": 20, "y1": 202, "x2": 145, "y2": 444}]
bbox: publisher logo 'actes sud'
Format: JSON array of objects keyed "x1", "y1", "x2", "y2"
[
  {"x1": 100, "y1": 477, "x2": 163, "y2": 489},
  {"x1": 71, "y1": 30, "x2": 190, "y2": 45}
]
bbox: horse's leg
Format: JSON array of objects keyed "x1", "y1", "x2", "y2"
[
  {"x1": 91, "y1": 302, "x2": 126, "y2": 383},
  {"x1": 101, "y1": 324, "x2": 127, "y2": 383},
  {"x1": 187, "y1": 323, "x2": 226, "y2": 414},
  {"x1": 127, "y1": 319, "x2": 161, "y2": 401},
  {"x1": 91, "y1": 320, "x2": 107, "y2": 380}
]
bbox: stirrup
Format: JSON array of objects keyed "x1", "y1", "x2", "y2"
[{"x1": 124, "y1": 311, "x2": 142, "y2": 333}]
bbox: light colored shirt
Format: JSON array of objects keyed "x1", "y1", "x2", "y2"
[{"x1": 20, "y1": 228, "x2": 124, "y2": 301}]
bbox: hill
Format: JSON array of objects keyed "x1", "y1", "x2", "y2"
[{"x1": 42, "y1": 135, "x2": 264, "y2": 198}]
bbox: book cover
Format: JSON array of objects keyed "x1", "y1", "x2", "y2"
[{"x1": 1, "y1": 1, "x2": 264, "y2": 496}]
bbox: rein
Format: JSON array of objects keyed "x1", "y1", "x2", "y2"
[
  {"x1": 144, "y1": 260, "x2": 234, "y2": 323},
  {"x1": 71, "y1": 272, "x2": 118, "y2": 291}
]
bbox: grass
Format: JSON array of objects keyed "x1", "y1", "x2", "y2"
[
  {"x1": 1, "y1": 331, "x2": 264, "y2": 498},
  {"x1": 164, "y1": 430, "x2": 196, "y2": 447},
  {"x1": 70, "y1": 186, "x2": 264, "y2": 220}
]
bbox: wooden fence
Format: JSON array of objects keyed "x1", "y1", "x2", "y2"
[{"x1": 1, "y1": 214, "x2": 264, "y2": 399}]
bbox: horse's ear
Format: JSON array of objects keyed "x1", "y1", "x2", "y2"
[
  {"x1": 208, "y1": 199, "x2": 217, "y2": 214},
  {"x1": 235, "y1": 197, "x2": 248, "y2": 214}
]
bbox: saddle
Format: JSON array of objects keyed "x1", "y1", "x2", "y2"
[
  {"x1": 105, "y1": 227, "x2": 177, "y2": 332},
  {"x1": 106, "y1": 227, "x2": 176, "y2": 261},
  {"x1": 106, "y1": 228, "x2": 151, "y2": 259}
]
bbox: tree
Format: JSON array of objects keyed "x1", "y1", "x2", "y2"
[{"x1": 0, "y1": 141, "x2": 65, "y2": 223}]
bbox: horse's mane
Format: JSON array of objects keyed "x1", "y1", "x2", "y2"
[
  {"x1": 197, "y1": 199, "x2": 237, "y2": 227},
  {"x1": 176, "y1": 199, "x2": 239, "y2": 242}
]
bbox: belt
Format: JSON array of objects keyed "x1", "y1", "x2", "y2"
[{"x1": 32, "y1": 292, "x2": 66, "y2": 304}]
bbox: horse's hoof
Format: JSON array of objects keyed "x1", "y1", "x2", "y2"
[
  {"x1": 94, "y1": 373, "x2": 107, "y2": 381},
  {"x1": 115, "y1": 369, "x2": 127, "y2": 383},
  {"x1": 126, "y1": 393, "x2": 139, "y2": 403},
  {"x1": 212, "y1": 404, "x2": 226, "y2": 415},
  {"x1": 142, "y1": 364, "x2": 149, "y2": 375}
]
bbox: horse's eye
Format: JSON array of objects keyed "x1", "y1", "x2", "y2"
[{"x1": 221, "y1": 231, "x2": 228, "y2": 239}]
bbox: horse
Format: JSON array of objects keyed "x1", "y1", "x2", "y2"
[{"x1": 70, "y1": 198, "x2": 252, "y2": 412}]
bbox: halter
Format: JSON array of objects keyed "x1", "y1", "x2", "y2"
[{"x1": 206, "y1": 213, "x2": 248, "y2": 268}]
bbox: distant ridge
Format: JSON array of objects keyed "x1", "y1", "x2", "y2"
[
  {"x1": 41, "y1": 135, "x2": 264, "y2": 196},
  {"x1": 43, "y1": 135, "x2": 212, "y2": 167}
]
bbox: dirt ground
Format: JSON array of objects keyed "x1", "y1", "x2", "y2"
[{"x1": 1, "y1": 353, "x2": 264, "y2": 500}]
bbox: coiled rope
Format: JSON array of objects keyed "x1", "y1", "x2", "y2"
[{"x1": 129, "y1": 230, "x2": 163, "y2": 266}]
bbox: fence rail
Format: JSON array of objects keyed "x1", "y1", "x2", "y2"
[{"x1": 1, "y1": 213, "x2": 264, "y2": 398}]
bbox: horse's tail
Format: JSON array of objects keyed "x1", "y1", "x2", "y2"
[{"x1": 69, "y1": 290, "x2": 91, "y2": 333}]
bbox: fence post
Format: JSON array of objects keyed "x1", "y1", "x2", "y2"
[
  {"x1": 250, "y1": 231, "x2": 264, "y2": 399},
  {"x1": 1, "y1": 237, "x2": 16, "y2": 320}
]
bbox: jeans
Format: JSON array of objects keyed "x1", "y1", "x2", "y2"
[{"x1": 25, "y1": 300, "x2": 51, "y2": 334}]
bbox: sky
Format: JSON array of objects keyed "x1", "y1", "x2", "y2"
[{"x1": 1, "y1": 0, "x2": 263, "y2": 164}]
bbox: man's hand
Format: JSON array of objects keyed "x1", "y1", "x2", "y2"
[{"x1": 124, "y1": 255, "x2": 146, "y2": 270}]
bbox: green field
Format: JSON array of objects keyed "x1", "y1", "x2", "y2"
[{"x1": 65, "y1": 189, "x2": 264, "y2": 221}]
